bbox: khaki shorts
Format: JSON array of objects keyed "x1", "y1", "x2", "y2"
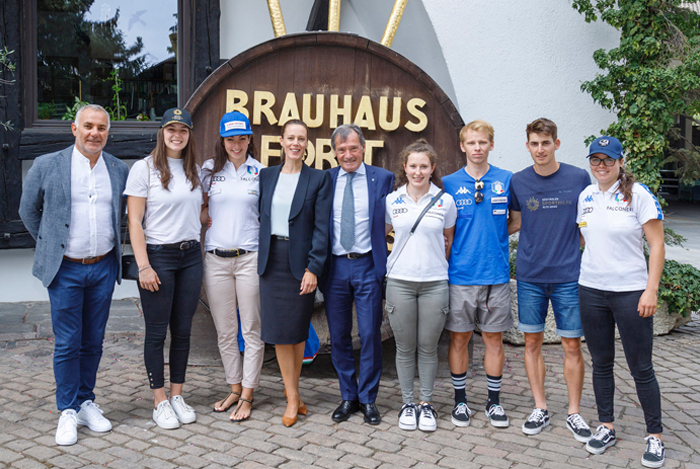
[{"x1": 446, "y1": 283, "x2": 513, "y2": 333}]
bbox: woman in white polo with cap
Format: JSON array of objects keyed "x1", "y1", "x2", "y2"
[
  {"x1": 201, "y1": 111, "x2": 265, "y2": 422},
  {"x1": 577, "y1": 136, "x2": 666, "y2": 468}
]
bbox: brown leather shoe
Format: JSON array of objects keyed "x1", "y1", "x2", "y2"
[{"x1": 282, "y1": 415, "x2": 297, "y2": 427}]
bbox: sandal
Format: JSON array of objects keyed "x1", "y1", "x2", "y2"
[
  {"x1": 230, "y1": 397, "x2": 255, "y2": 422},
  {"x1": 212, "y1": 390, "x2": 240, "y2": 412}
]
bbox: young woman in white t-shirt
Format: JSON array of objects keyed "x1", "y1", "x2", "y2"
[
  {"x1": 384, "y1": 139, "x2": 457, "y2": 432},
  {"x1": 125, "y1": 108, "x2": 204, "y2": 430},
  {"x1": 201, "y1": 111, "x2": 265, "y2": 422},
  {"x1": 576, "y1": 136, "x2": 665, "y2": 468}
]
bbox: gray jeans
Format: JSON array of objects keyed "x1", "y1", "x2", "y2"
[{"x1": 385, "y1": 278, "x2": 449, "y2": 403}]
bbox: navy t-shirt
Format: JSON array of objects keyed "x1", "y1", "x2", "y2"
[{"x1": 510, "y1": 163, "x2": 590, "y2": 283}]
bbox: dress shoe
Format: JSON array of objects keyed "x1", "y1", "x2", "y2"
[
  {"x1": 359, "y1": 402, "x2": 382, "y2": 425},
  {"x1": 332, "y1": 400, "x2": 360, "y2": 422},
  {"x1": 297, "y1": 403, "x2": 307, "y2": 415},
  {"x1": 282, "y1": 414, "x2": 297, "y2": 427}
]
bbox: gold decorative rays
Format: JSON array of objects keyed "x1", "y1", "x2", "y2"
[{"x1": 265, "y1": 0, "x2": 407, "y2": 47}]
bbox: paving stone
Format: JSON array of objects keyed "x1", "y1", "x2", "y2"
[{"x1": 11, "y1": 459, "x2": 51, "y2": 469}]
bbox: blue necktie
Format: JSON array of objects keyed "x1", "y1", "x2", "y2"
[{"x1": 340, "y1": 172, "x2": 356, "y2": 251}]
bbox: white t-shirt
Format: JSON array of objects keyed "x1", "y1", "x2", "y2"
[
  {"x1": 385, "y1": 183, "x2": 457, "y2": 282},
  {"x1": 577, "y1": 181, "x2": 664, "y2": 291},
  {"x1": 201, "y1": 156, "x2": 265, "y2": 251},
  {"x1": 124, "y1": 155, "x2": 203, "y2": 245}
]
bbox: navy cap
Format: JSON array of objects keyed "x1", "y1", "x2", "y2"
[
  {"x1": 588, "y1": 136, "x2": 623, "y2": 160},
  {"x1": 161, "y1": 107, "x2": 193, "y2": 129},
  {"x1": 220, "y1": 111, "x2": 252, "y2": 137}
]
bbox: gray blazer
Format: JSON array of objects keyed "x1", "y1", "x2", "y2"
[{"x1": 19, "y1": 146, "x2": 130, "y2": 287}]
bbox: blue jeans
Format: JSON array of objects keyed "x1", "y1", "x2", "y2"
[
  {"x1": 579, "y1": 285, "x2": 662, "y2": 434},
  {"x1": 139, "y1": 243, "x2": 203, "y2": 389},
  {"x1": 48, "y1": 254, "x2": 118, "y2": 411},
  {"x1": 516, "y1": 281, "x2": 583, "y2": 338}
]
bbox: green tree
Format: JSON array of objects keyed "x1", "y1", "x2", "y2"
[{"x1": 573, "y1": 0, "x2": 700, "y2": 192}]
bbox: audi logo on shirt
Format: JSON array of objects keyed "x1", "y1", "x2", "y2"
[
  {"x1": 392, "y1": 208, "x2": 408, "y2": 216},
  {"x1": 212, "y1": 175, "x2": 226, "y2": 182}
]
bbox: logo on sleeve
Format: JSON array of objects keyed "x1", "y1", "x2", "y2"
[{"x1": 491, "y1": 181, "x2": 505, "y2": 194}]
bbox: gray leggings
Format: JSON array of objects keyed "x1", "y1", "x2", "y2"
[{"x1": 385, "y1": 278, "x2": 449, "y2": 403}]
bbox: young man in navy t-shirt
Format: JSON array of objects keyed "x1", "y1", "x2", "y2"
[
  {"x1": 443, "y1": 120, "x2": 513, "y2": 429},
  {"x1": 508, "y1": 118, "x2": 592, "y2": 442}
]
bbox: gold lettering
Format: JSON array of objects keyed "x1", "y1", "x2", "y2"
[
  {"x1": 354, "y1": 95, "x2": 376, "y2": 130},
  {"x1": 364, "y1": 139, "x2": 384, "y2": 165},
  {"x1": 330, "y1": 94, "x2": 352, "y2": 128},
  {"x1": 253, "y1": 91, "x2": 278, "y2": 126},
  {"x1": 405, "y1": 98, "x2": 427, "y2": 132},
  {"x1": 304, "y1": 140, "x2": 315, "y2": 166},
  {"x1": 378, "y1": 96, "x2": 401, "y2": 131},
  {"x1": 302, "y1": 94, "x2": 324, "y2": 128},
  {"x1": 278, "y1": 92, "x2": 301, "y2": 126},
  {"x1": 260, "y1": 135, "x2": 281, "y2": 166},
  {"x1": 314, "y1": 138, "x2": 337, "y2": 169},
  {"x1": 226, "y1": 90, "x2": 249, "y2": 116}
]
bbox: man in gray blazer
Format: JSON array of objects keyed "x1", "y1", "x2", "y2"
[{"x1": 19, "y1": 104, "x2": 129, "y2": 446}]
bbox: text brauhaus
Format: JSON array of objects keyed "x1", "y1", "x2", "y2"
[{"x1": 226, "y1": 89, "x2": 429, "y2": 167}]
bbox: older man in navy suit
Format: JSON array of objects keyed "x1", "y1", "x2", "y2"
[
  {"x1": 20, "y1": 104, "x2": 129, "y2": 446},
  {"x1": 321, "y1": 124, "x2": 394, "y2": 424}
]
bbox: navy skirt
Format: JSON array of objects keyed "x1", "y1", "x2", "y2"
[{"x1": 260, "y1": 237, "x2": 315, "y2": 344}]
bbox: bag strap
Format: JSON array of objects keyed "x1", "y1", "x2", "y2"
[{"x1": 386, "y1": 189, "x2": 445, "y2": 277}]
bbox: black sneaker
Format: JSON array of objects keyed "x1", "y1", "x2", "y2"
[
  {"x1": 450, "y1": 402, "x2": 472, "y2": 427},
  {"x1": 585, "y1": 425, "x2": 617, "y2": 454},
  {"x1": 485, "y1": 403, "x2": 509, "y2": 428},
  {"x1": 641, "y1": 436, "x2": 665, "y2": 468},
  {"x1": 566, "y1": 413, "x2": 592, "y2": 443},
  {"x1": 522, "y1": 408, "x2": 550, "y2": 435}
]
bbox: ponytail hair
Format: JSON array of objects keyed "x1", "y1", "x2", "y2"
[
  {"x1": 618, "y1": 165, "x2": 635, "y2": 205},
  {"x1": 394, "y1": 138, "x2": 443, "y2": 190}
]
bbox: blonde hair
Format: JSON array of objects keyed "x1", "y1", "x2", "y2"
[{"x1": 460, "y1": 119, "x2": 494, "y2": 143}]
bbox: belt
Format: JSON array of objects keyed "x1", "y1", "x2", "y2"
[
  {"x1": 209, "y1": 248, "x2": 248, "y2": 258},
  {"x1": 273, "y1": 235, "x2": 289, "y2": 241},
  {"x1": 335, "y1": 251, "x2": 371, "y2": 259},
  {"x1": 157, "y1": 240, "x2": 198, "y2": 250},
  {"x1": 63, "y1": 251, "x2": 111, "y2": 265}
]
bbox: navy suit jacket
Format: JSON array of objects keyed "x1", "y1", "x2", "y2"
[
  {"x1": 257, "y1": 162, "x2": 333, "y2": 281},
  {"x1": 19, "y1": 146, "x2": 129, "y2": 287},
  {"x1": 320, "y1": 164, "x2": 394, "y2": 290}
]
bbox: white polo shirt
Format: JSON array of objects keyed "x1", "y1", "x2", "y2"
[
  {"x1": 201, "y1": 157, "x2": 265, "y2": 251},
  {"x1": 125, "y1": 156, "x2": 203, "y2": 245},
  {"x1": 385, "y1": 183, "x2": 457, "y2": 282},
  {"x1": 577, "y1": 181, "x2": 664, "y2": 292}
]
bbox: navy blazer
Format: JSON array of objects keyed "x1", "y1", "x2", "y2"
[
  {"x1": 320, "y1": 164, "x2": 394, "y2": 289},
  {"x1": 257, "y1": 162, "x2": 333, "y2": 281},
  {"x1": 19, "y1": 146, "x2": 130, "y2": 287}
]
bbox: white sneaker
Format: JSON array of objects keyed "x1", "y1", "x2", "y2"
[
  {"x1": 170, "y1": 395, "x2": 196, "y2": 424},
  {"x1": 153, "y1": 400, "x2": 180, "y2": 429},
  {"x1": 398, "y1": 403, "x2": 417, "y2": 431},
  {"x1": 55, "y1": 409, "x2": 78, "y2": 446},
  {"x1": 417, "y1": 403, "x2": 437, "y2": 432},
  {"x1": 76, "y1": 400, "x2": 112, "y2": 432}
]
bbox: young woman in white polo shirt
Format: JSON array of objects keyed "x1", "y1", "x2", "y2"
[
  {"x1": 125, "y1": 108, "x2": 204, "y2": 430},
  {"x1": 201, "y1": 111, "x2": 265, "y2": 422},
  {"x1": 576, "y1": 136, "x2": 665, "y2": 468},
  {"x1": 384, "y1": 139, "x2": 457, "y2": 432}
]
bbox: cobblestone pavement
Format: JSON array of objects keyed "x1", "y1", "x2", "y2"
[{"x1": 1, "y1": 305, "x2": 699, "y2": 469}]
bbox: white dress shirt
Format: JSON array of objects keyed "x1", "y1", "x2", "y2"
[
  {"x1": 332, "y1": 163, "x2": 371, "y2": 255},
  {"x1": 271, "y1": 172, "x2": 300, "y2": 237},
  {"x1": 64, "y1": 146, "x2": 115, "y2": 258}
]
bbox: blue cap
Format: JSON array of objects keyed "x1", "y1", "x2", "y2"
[
  {"x1": 588, "y1": 136, "x2": 623, "y2": 159},
  {"x1": 220, "y1": 111, "x2": 252, "y2": 137},
  {"x1": 161, "y1": 107, "x2": 193, "y2": 129}
]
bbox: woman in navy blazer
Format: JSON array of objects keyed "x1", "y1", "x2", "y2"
[{"x1": 258, "y1": 119, "x2": 332, "y2": 427}]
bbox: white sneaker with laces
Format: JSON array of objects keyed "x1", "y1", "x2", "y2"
[
  {"x1": 566, "y1": 413, "x2": 592, "y2": 443},
  {"x1": 451, "y1": 402, "x2": 472, "y2": 427},
  {"x1": 641, "y1": 435, "x2": 665, "y2": 468},
  {"x1": 170, "y1": 395, "x2": 196, "y2": 424},
  {"x1": 55, "y1": 409, "x2": 78, "y2": 446},
  {"x1": 485, "y1": 403, "x2": 510, "y2": 428},
  {"x1": 522, "y1": 407, "x2": 550, "y2": 435},
  {"x1": 153, "y1": 400, "x2": 180, "y2": 429},
  {"x1": 76, "y1": 400, "x2": 112, "y2": 432},
  {"x1": 398, "y1": 403, "x2": 417, "y2": 431},
  {"x1": 417, "y1": 403, "x2": 437, "y2": 432}
]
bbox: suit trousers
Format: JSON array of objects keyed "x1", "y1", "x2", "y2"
[
  {"x1": 203, "y1": 251, "x2": 264, "y2": 388},
  {"x1": 323, "y1": 254, "x2": 383, "y2": 404},
  {"x1": 48, "y1": 254, "x2": 118, "y2": 411}
]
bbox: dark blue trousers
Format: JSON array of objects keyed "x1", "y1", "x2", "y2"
[
  {"x1": 323, "y1": 254, "x2": 383, "y2": 404},
  {"x1": 48, "y1": 254, "x2": 118, "y2": 411}
]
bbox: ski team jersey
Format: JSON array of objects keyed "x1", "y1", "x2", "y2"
[
  {"x1": 201, "y1": 156, "x2": 266, "y2": 252},
  {"x1": 577, "y1": 181, "x2": 664, "y2": 292},
  {"x1": 385, "y1": 183, "x2": 457, "y2": 282},
  {"x1": 442, "y1": 165, "x2": 512, "y2": 285}
]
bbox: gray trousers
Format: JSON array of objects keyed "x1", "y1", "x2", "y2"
[{"x1": 385, "y1": 278, "x2": 449, "y2": 403}]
